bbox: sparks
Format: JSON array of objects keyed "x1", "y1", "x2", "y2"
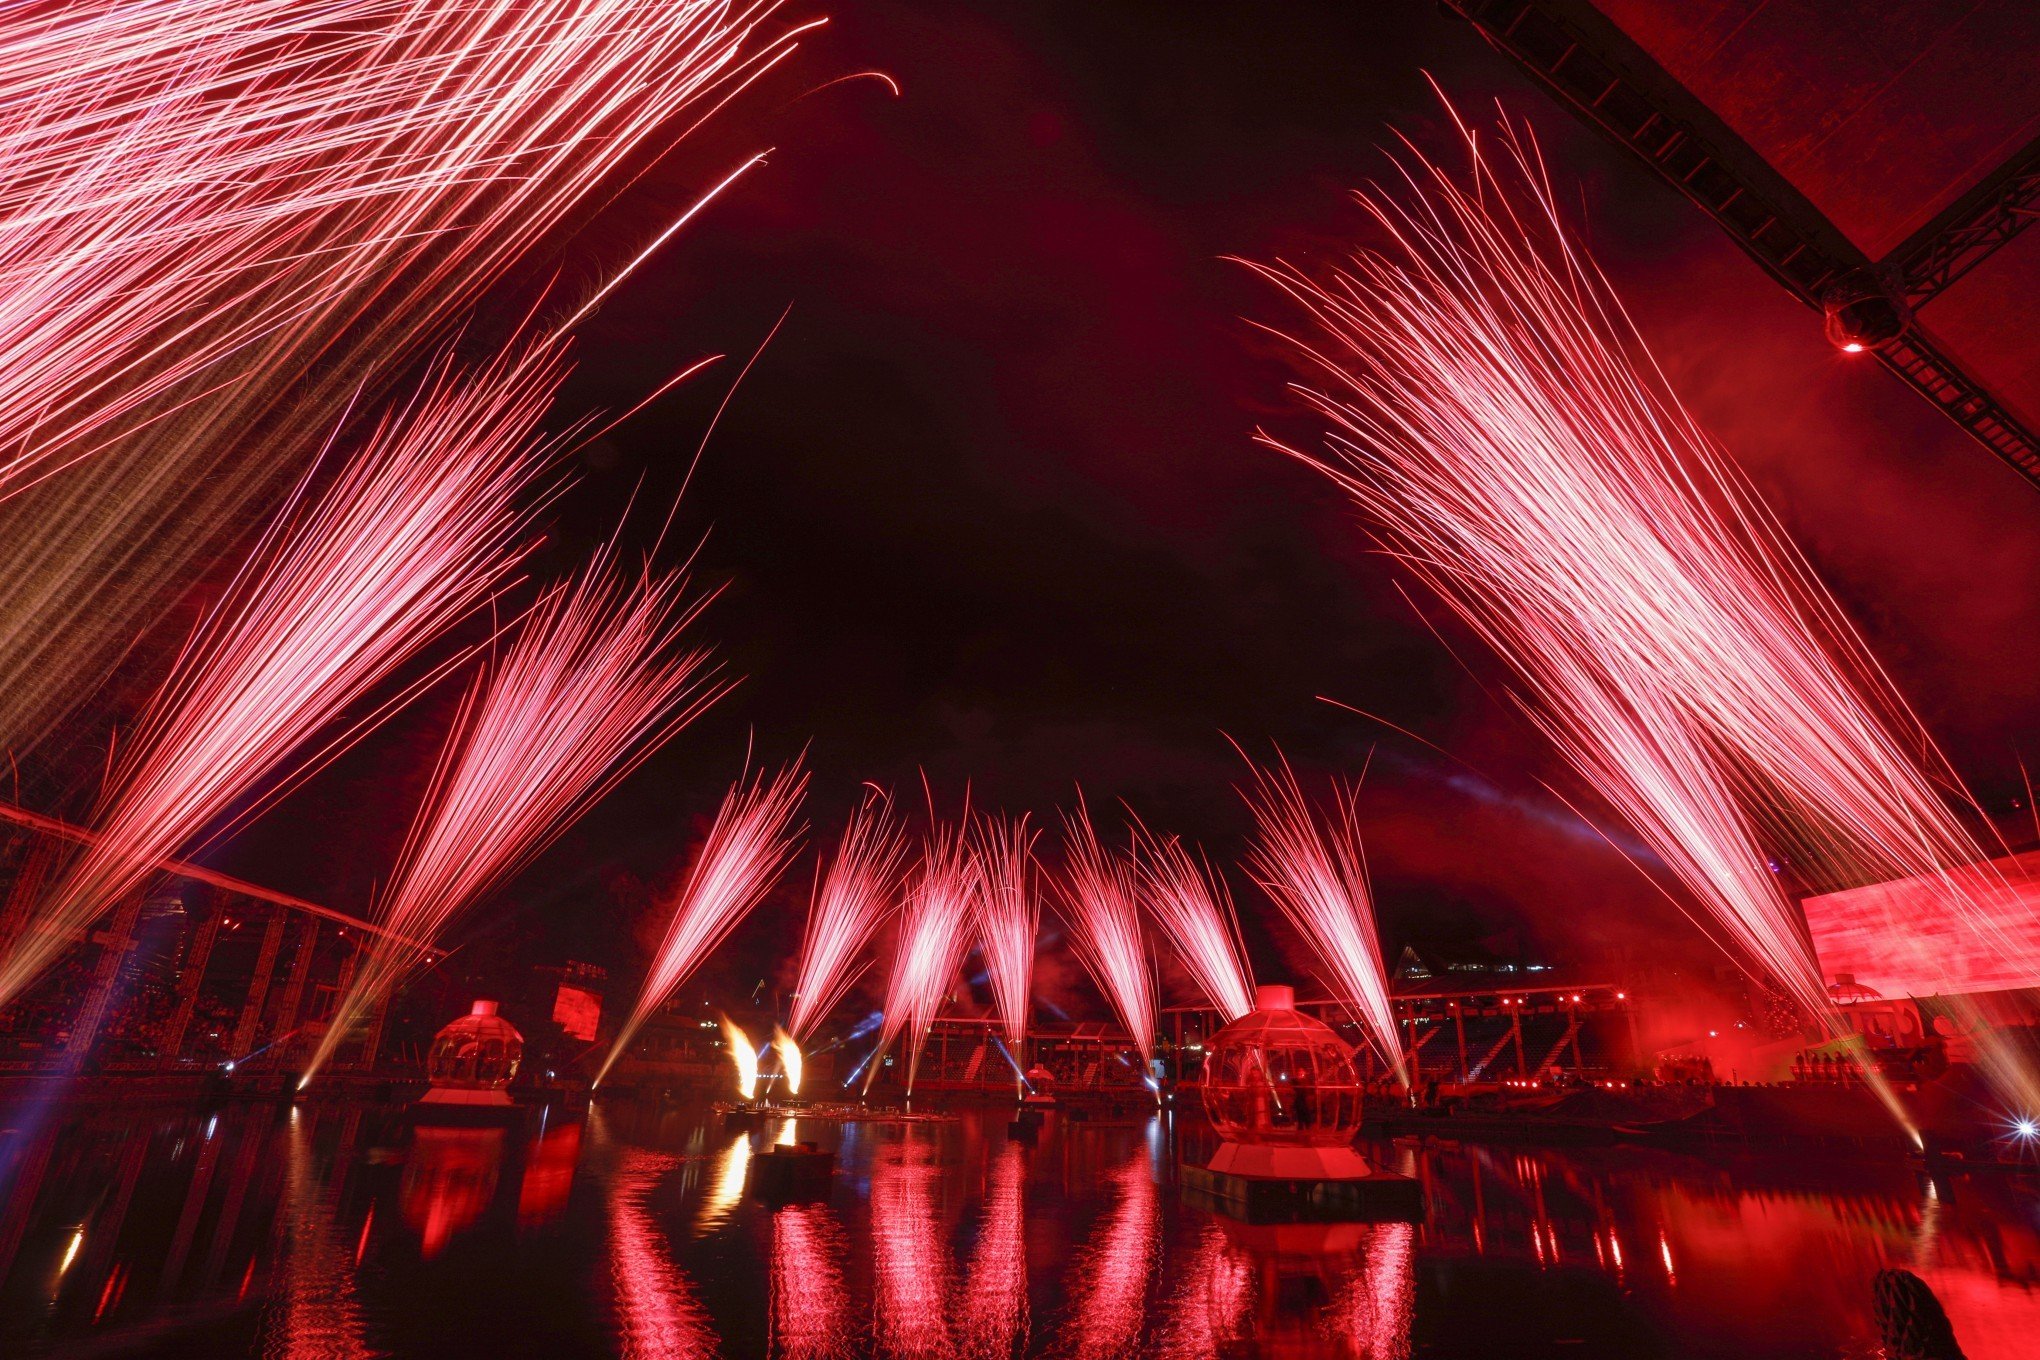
[
  {"x1": 1241, "y1": 757, "x2": 1405, "y2": 1086},
  {"x1": 301, "y1": 542, "x2": 726, "y2": 1085},
  {"x1": 1055, "y1": 802, "x2": 1158, "y2": 1066},
  {"x1": 872, "y1": 824, "x2": 980, "y2": 1093},
  {"x1": 972, "y1": 813, "x2": 1040, "y2": 1054},
  {"x1": 1253, "y1": 99, "x2": 2020, "y2": 1119},
  {"x1": 0, "y1": 0, "x2": 810, "y2": 760},
  {"x1": 787, "y1": 796, "x2": 908, "y2": 1043},
  {"x1": 0, "y1": 340, "x2": 562, "y2": 1012},
  {"x1": 597, "y1": 761, "x2": 808, "y2": 1088},
  {"x1": 1134, "y1": 829, "x2": 1255, "y2": 1022}
]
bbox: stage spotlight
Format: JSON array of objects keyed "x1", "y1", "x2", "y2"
[
  {"x1": 1821, "y1": 270, "x2": 1910, "y2": 352},
  {"x1": 2014, "y1": 1117, "x2": 2039, "y2": 1140}
]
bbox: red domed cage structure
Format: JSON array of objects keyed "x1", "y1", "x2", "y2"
[
  {"x1": 420, "y1": 999, "x2": 523, "y2": 1109},
  {"x1": 1200, "y1": 984, "x2": 1373, "y2": 1180}
]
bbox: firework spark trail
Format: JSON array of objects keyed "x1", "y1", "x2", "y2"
[
  {"x1": 787, "y1": 798, "x2": 909, "y2": 1043},
  {"x1": 872, "y1": 824, "x2": 980, "y2": 1094},
  {"x1": 971, "y1": 814, "x2": 1039, "y2": 1054},
  {"x1": 0, "y1": 0, "x2": 808, "y2": 756},
  {"x1": 1134, "y1": 829, "x2": 1255, "y2": 1022},
  {"x1": 957, "y1": 1142, "x2": 1028, "y2": 1360},
  {"x1": 1242, "y1": 759, "x2": 1406, "y2": 1087},
  {"x1": 771, "y1": 1203, "x2": 855, "y2": 1360},
  {"x1": 1055, "y1": 804, "x2": 1158, "y2": 1066},
  {"x1": 0, "y1": 0, "x2": 790, "y2": 495},
  {"x1": 0, "y1": 339, "x2": 564, "y2": 1012},
  {"x1": 301, "y1": 547, "x2": 726, "y2": 1085},
  {"x1": 597, "y1": 761, "x2": 808, "y2": 1088},
  {"x1": 1253, "y1": 104, "x2": 2030, "y2": 1113}
]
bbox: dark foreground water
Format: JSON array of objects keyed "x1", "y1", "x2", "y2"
[{"x1": 1, "y1": 1097, "x2": 2036, "y2": 1359}]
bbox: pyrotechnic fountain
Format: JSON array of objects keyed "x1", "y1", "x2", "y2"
[
  {"x1": 1056, "y1": 805, "x2": 1158, "y2": 1073},
  {"x1": 301, "y1": 545, "x2": 724, "y2": 1086},
  {"x1": 597, "y1": 760, "x2": 807, "y2": 1089},
  {"x1": 1242, "y1": 759, "x2": 1407, "y2": 1090},
  {"x1": 973, "y1": 814, "x2": 1040, "y2": 1087},
  {"x1": 871, "y1": 824, "x2": 980, "y2": 1095},
  {"x1": 1137, "y1": 828, "x2": 1256, "y2": 1023},
  {"x1": 0, "y1": 341, "x2": 558, "y2": 1016},
  {"x1": 1251, "y1": 103, "x2": 2029, "y2": 1128},
  {"x1": 0, "y1": 0, "x2": 809, "y2": 762},
  {"x1": 785, "y1": 797, "x2": 909, "y2": 1090}
]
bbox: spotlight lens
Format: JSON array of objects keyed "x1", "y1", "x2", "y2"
[
  {"x1": 1842, "y1": 342, "x2": 1865, "y2": 353},
  {"x1": 2016, "y1": 1118, "x2": 2039, "y2": 1139}
]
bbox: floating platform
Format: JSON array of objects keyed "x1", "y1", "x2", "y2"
[
  {"x1": 1182, "y1": 1164, "x2": 1424, "y2": 1224},
  {"x1": 748, "y1": 1142, "x2": 836, "y2": 1202}
]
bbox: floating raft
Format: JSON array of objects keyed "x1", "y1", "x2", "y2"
[
  {"x1": 711, "y1": 1100, "x2": 956, "y2": 1125},
  {"x1": 1182, "y1": 1164, "x2": 1424, "y2": 1224},
  {"x1": 749, "y1": 1142, "x2": 836, "y2": 1202}
]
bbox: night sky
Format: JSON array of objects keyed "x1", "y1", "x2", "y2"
[{"x1": 222, "y1": 2, "x2": 2040, "y2": 1010}]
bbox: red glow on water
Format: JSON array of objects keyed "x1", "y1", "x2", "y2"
[
  {"x1": 517, "y1": 1122, "x2": 584, "y2": 1230},
  {"x1": 958, "y1": 1142, "x2": 1029, "y2": 1358},
  {"x1": 1158, "y1": 1222, "x2": 1254, "y2": 1358},
  {"x1": 870, "y1": 1132, "x2": 954, "y2": 1358},
  {"x1": 400, "y1": 1127, "x2": 504, "y2": 1260},
  {"x1": 1332, "y1": 1223, "x2": 1415, "y2": 1359},
  {"x1": 771, "y1": 1204, "x2": 856, "y2": 1360},
  {"x1": 608, "y1": 1148, "x2": 716, "y2": 1360},
  {"x1": 1060, "y1": 1149, "x2": 1159, "y2": 1359}
]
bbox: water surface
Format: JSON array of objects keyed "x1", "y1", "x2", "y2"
[{"x1": 1, "y1": 1097, "x2": 2036, "y2": 1357}]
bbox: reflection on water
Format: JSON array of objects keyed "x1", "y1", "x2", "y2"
[
  {"x1": 1060, "y1": 1146, "x2": 1159, "y2": 1358},
  {"x1": 772, "y1": 1202, "x2": 853, "y2": 1360},
  {"x1": 871, "y1": 1128, "x2": 953, "y2": 1358},
  {"x1": 958, "y1": 1141, "x2": 1028, "y2": 1360},
  {"x1": 2, "y1": 1097, "x2": 2038, "y2": 1358},
  {"x1": 264, "y1": 1112, "x2": 371, "y2": 1360},
  {"x1": 607, "y1": 1144, "x2": 715, "y2": 1360},
  {"x1": 400, "y1": 1126, "x2": 502, "y2": 1260}
]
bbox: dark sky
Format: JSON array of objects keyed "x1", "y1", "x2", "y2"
[{"x1": 225, "y1": 2, "x2": 2040, "y2": 1006}]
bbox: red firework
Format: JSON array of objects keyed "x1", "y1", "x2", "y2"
[
  {"x1": 1134, "y1": 828, "x2": 1255, "y2": 1022},
  {"x1": 1055, "y1": 802, "x2": 1157, "y2": 1065},
  {"x1": 598, "y1": 760, "x2": 808, "y2": 1087},
  {"x1": 0, "y1": 340, "x2": 560, "y2": 1011},
  {"x1": 1241, "y1": 758, "x2": 1405, "y2": 1086},
  {"x1": 873, "y1": 823, "x2": 980, "y2": 1093},
  {"x1": 303, "y1": 546, "x2": 727, "y2": 1085},
  {"x1": 1255, "y1": 102, "x2": 2023, "y2": 1117},
  {"x1": 787, "y1": 795, "x2": 909, "y2": 1044},
  {"x1": 971, "y1": 813, "x2": 1039, "y2": 1053},
  {"x1": 0, "y1": 0, "x2": 805, "y2": 499}
]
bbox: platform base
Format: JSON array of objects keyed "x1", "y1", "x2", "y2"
[
  {"x1": 1182, "y1": 1163, "x2": 1424, "y2": 1224},
  {"x1": 748, "y1": 1144, "x2": 835, "y2": 1202}
]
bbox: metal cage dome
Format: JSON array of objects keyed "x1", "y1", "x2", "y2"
[
  {"x1": 1201, "y1": 985, "x2": 1364, "y2": 1150},
  {"x1": 426, "y1": 999, "x2": 524, "y2": 1091}
]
